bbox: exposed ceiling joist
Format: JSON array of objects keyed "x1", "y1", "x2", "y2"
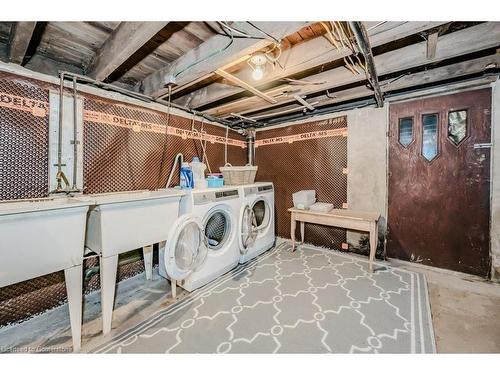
[
  {"x1": 205, "y1": 22, "x2": 500, "y2": 117},
  {"x1": 87, "y1": 21, "x2": 169, "y2": 81},
  {"x1": 349, "y1": 21, "x2": 384, "y2": 107},
  {"x1": 249, "y1": 53, "x2": 500, "y2": 121},
  {"x1": 8, "y1": 22, "x2": 37, "y2": 64},
  {"x1": 138, "y1": 22, "x2": 312, "y2": 98},
  {"x1": 215, "y1": 68, "x2": 277, "y2": 103},
  {"x1": 175, "y1": 21, "x2": 448, "y2": 109},
  {"x1": 427, "y1": 32, "x2": 439, "y2": 59}
]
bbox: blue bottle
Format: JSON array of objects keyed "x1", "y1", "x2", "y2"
[{"x1": 180, "y1": 162, "x2": 193, "y2": 189}]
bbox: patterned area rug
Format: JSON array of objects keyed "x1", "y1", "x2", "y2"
[{"x1": 92, "y1": 241, "x2": 436, "y2": 353}]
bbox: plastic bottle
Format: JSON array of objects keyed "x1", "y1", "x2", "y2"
[
  {"x1": 180, "y1": 162, "x2": 193, "y2": 189},
  {"x1": 190, "y1": 156, "x2": 207, "y2": 189}
]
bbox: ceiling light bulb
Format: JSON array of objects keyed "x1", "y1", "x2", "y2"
[{"x1": 252, "y1": 66, "x2": 264, "y2": 81}]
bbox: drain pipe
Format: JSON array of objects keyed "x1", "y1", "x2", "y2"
[
  {"x1": 72, "y1": 76, "x2": 79, "y2": 190},
  {"x1": 53, "y1": 72, "x2": 70, "y2": 192},
  {"x1": 245, "y1": 127, "x2": 256, "y2": 166},
  {"x1": 165, "y1": 153, "x2": 184, "y2": 188}
]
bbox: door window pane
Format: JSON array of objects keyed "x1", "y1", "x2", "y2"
[
  {"x1": 398, "y1": 117, "x2": 413, "y2": 147},
  {"x1": 448, "y1": 110, "x2": 467, "y2": 145},
  {"x1": 422, "y1": 114, "x2": 439, "y2": 161}
]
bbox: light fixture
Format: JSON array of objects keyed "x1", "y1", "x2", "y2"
[
  {"x1": 252, "y1": 65, "x2": 264, "y2": 80},
  {"x1": 248, "y1": 53, "x2": 267, "y2": 81}
]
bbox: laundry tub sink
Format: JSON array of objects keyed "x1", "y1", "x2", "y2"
[
  {"x1": 0, "y1": 197, "x2": 91, "y2": 351},
  {"x1": 80, "y1": 189, "x2": 185, "y2": 334}
]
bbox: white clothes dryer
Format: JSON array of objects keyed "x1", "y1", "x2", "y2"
[{"x1": 238, "y1": 182, "x2": 275, "y2": 264}]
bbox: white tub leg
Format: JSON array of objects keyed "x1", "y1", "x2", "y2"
[
  {"x1": 64, "y1": 264, "x2": 83, "y2": 352},
  {"x1": 143, "y1": 245, "x2": 153, "y2": 281},
  {"x1": 100, "y1": 254, "x2": 118, "y2": 335},
  {"x1": 171, "y1": 279, "x2": 177, "y2": 300}
]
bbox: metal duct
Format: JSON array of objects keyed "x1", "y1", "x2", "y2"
[{"x1": 245, "y1": 127, "x2": 256, "y2": 166}]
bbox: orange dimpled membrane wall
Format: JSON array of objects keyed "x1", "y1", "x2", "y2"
[
  {"x1": 0, "y1": 72, "x2": 246, "y2": 326},
  {"x1": 255, "y1": 115, "x2": 348, "y2": 250}
]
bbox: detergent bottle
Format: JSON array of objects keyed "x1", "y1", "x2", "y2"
[
  {"x1": 190, "y1": 157, "x2": 207, "y2": 189},
  {"x1": 180, "y1": 162, "x2": 193, "y2": 189}
]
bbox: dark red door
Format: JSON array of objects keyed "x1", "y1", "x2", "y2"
[{"x1": 388, "y1": 88, "x2": 491, "y2": 277}]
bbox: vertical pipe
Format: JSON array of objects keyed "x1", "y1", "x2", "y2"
[
  {"x1": 72, "y1": 76, "x2": 78, "y2": 189},
  {"x1": 246, "y1": 127, "x2": 256, "y2": 166},
  {"x1": 348, "y1": 21, "x2": 384, "y2": 107},
  {"x1": 56, "y1": 72, "x2": 65, "y2": 191}
]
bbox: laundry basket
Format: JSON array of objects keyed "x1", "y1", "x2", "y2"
[{"x1": 219, "y1": 164, "x2": 258, "y2": 185}]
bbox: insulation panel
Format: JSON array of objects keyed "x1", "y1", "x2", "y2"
[
  {"x1": 0, "y1": 72, "x2": 50, "y2": 200},
  {"x1": 255, "y1": 116, "x2": 348, "y2": 250}
]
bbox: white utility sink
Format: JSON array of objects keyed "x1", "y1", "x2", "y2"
[
  {"x1": 82, "y1": 189, "x2": 186, "y2": 256},
  {"x1": 0, "y1": 196, "x2": 91, "y2": 352},
  {"x1": 79, "y1": 189, "x2": 185, "y2": 334}
]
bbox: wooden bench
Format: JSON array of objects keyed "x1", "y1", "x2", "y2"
[{"x1": 288, "y1": 207, "x2": 381, "y2": 272}]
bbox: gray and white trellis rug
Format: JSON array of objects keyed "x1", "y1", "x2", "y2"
[{"x1": 92, "y1": 240, "x2": 436, "y2": 353}]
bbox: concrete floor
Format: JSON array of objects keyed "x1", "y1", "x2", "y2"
[
  {"x1": 1, "y1": 248, "x2": 499, "y2": 353},
  {"x1": 407, "y1": 265, "x2": 500, "y2": 353}
]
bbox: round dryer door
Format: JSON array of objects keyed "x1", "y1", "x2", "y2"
[
  {"x1": 164, "y1": 214, "x2": 208, "y2": 281},
  {"x1": 252, "y1": 198, "x2": 271, "y2": 230},
  {"x1": 239, "y1": 204, "x2": 258, "y2": 253}
]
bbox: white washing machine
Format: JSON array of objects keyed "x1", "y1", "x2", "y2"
[
  {"x1": 159, "y1": 186, "x2": 241, "y2": 292},
  {"x1": 238, "y1": 182, "x2": 276, "y2": 264}
]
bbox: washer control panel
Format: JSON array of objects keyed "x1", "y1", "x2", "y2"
[{"x1": 193, "y1": 189, "x2": 239, "y2": 205}]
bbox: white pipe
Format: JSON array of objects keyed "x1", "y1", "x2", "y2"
[{"x1": 165, "y1": 153, "x2": 184, "y2": 188}]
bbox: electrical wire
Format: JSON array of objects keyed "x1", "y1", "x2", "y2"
[
  {"x1": 173, "y1": 22, "x2": 275, "y2": 81},
  {"x1": 264, "y1": 43, "x2": 282, "y2": 63},
  {"x1": 246, "y1": 21, "x2": 280, "y2": 43},
  {"x1": 191, "y1": 113, "x2": 212, "y2": 174},
  {"x1": 366, "y1": 21, "x2": 387, "y2": 32},
  {"x1": 156, "y1": 85, "x2": 172, "y2": 188},
  {"x1": 219, "y1": 22, "x2": 251, "y2": 38},
  {"x1": 282, "y1": 78, "x2": 327, "y2": 85},
  {"x1": 224, "y1": 125, "x2": 229, "y2": 166},
  {"x1": 173, "y1": 28, "x2": 235, "y2": 79}
]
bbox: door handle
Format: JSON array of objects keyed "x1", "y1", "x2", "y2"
[{"x1": 473, "y1": 143, "x2": 492, "y2": 149}]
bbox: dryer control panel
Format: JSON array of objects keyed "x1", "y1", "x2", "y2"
[{"x1": 244, "y1": 184, "x2": 273, "y2": 197}]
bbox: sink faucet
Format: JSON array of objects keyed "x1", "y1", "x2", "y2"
[{"x1": 55, "y1": 170, "x2": 70, "y2": 191}]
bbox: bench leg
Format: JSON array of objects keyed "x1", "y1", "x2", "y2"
[
  {"x1": 369, "y1": 223, "x2": 378, "y2": 272},
  {"x1": 143, "y1": 245, "x2": 153, "y2": 281},
  {"x1": 290, "y1": 214, "x2": 297, "y2": 252},
  {"x1": 64, "y1": 265, "x2": 83, "y2": 352},
  {"x1": 100, "y1": 254, "x2": 118, "y2": 335},
  {"x1": 171, "y1": 279, "x2": 177, "y2": 299}
]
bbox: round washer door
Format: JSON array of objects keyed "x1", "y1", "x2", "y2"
[
  {"x1": 239, "y1": 204, "x2": 258, "y2": 254},
  {"x1": 164, "y1": 214, "x2": 208, "y2": 281}
]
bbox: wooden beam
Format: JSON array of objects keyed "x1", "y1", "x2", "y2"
[
  {"x1": 427, "y1": 32, "x2": 439, "y2": 59},
  {"x1": 246, "y1": 53, "x2": 500, "y2": 120},
  {"x1": 349, "y1": 21, "x2": 384, "y2": 107},
  {"x1": 174, "y1": 22, "x2": 448, "y2": 109},
  {"x1": 204, "y1": 22, "x2": 500, "y2": 117},
  {"x1": 8, "y1": 22, "x2": 37, "y2": 64},
  {"x1": 138, "y1": 22, "x2": 312, "y2": 98},
  {"x1": 25, "y1": 53, "x2": 84, "y2": 76},
  {"x1": 293, "y1": 95, "x2": 315, "y2": 110},
  {"x1": 87, "y1": 21, "x2": 168, "y2": 81},
  {"x1": 215, "y1": 69, "x2": 277, "y2": 104}
]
